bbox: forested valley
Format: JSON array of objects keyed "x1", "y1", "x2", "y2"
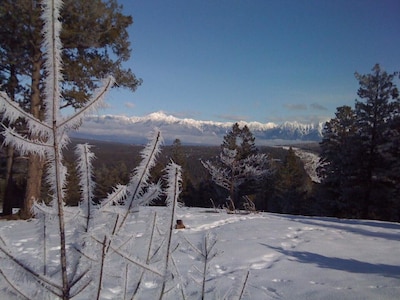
[
  {"x1": 1, "y1": 135, "x2": 338, "y2": 215},
  {"x1": 0, "y1": 138, "x2": 323, "y2": 219}
]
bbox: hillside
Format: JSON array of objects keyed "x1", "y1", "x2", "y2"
[{"x1": 0, "y1": 206, "x2": 398, "y2": 299}]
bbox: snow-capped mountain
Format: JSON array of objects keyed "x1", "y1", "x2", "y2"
[{"x1": 72, "y1": 111, "x2": 325, "y2": 145}]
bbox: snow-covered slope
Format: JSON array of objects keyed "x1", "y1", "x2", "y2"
[
  {"x1": 293, "y1": 148, "x2": 321, "y2": 183},
  {"x1": 0, "y1": 207, "x2": 399, "y2": 299},
  {"x1": 72, "y1": 111, "x2": 325, "y2": 145},
  {"x1": 282, "y1": 146, "x2": 322, "y2": 183}
]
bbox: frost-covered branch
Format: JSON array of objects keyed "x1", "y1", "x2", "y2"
[
  {"x1": 228, "y1": 269, "x2": 250, "y2": 300},
  {"x1": 99, "y1": 184, "x2": 128, "y2": 211},
  {"x1": 184, "y1": 232, "x2": 219, "y2": 299},
  {"x1": 201, "y1": 160, "x2": 231, "y2": 190},
  {"x1": 159, "y1": 161, "x2": 183, "y2": 299},
  {"x1": 118, "y1": 130, "x2": 163, "y2": 230},
  {"x1": 1, "y1": 125, "x2": 51, "y2": 158},
  {"x1": 75, "y1": 143, "x2": 96, "y2": 232},
  {"x1": 0, "y1": 92, "x2": 52, "y2": 137},
  {"x1": 58, "y1": 76, "x2": 115, "y2": 131},
  {"x1": 0, "y1": 243, "x2": 63, "y2": 297},
  {"x1": 202, "y1": 146, "x2": 271, "y2": 208}
]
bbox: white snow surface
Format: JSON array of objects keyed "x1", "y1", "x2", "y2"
[{"x1": 1, "y1": 207, "x2": 399, "y2": 299}]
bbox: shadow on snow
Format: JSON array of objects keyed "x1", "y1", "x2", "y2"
[{"x1": 261, "y1": 244, "x2": 400, "y2": 279}]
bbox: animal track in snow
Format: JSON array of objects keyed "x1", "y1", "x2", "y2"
[
  {"x1": 190, "y1": 214, "x2": 264, "y2": 232},
  {"x1": 250, "y1": 253, "x2": 280, "y2": 270},
  {"x1": 281, "y1": 226, "x2": 315, "y2": 250}
]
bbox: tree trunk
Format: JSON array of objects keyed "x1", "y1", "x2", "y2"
[
  {"x1": 2, "y1": 146, "x2": 15, "y2": 216},
  {"x1": 20, "y1": 46, "x2": 44, "y2": 219},
  {"x1": 21, "y1": 153, "x2": 44, "y2": 219},
  {"x1": 2, "y1": 65, "x2": 18, "y2": 216}
]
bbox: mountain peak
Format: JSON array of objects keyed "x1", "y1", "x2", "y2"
[{"x1": 73, "y1": 112, "x2": 325, "y2": 145}]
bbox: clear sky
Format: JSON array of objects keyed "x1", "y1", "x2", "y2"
[{"x1": 105, "y1": 0, "x2": 400, "y2": 124}]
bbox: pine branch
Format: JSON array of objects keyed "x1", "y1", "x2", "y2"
[
  {"x1": 170, "y1": 254, "x2": 187, "y2": 300},
  {"x1": 0, "y1": 267, "x2": 31, "y2": 300},
  {"x1": 159, "y1": 161, "x2": 183, "y2": 300},
  {"x1": 123, "y1": 264, "x2": 129, "y2": 300},
  {"x1": 135, "y1": 182, "x2": 163, "y2": 206},
  {"x1": 69, "y1": 268, "x2": 91, "y2": 291},
  {"x1": 69, "y1": 276, "x2": 92, "y2": 299},
  {"x1": 0, "y1": 92, "x2": 52, "y2": 136},
  {"x1": 0, "y1": 244, "x2": 63, "y2": 296},
  {"x1": 131, "y1": 212, "x2": 158, "y2": 299},
  {"x1": 75, "y1": 143, "x2": 96, "y2": 232},
  {"x1": 118, "y1": 130, "x2": 163, "y2": 231},
  {"x1": 41, "y1": 0, "x2": 63, "y2": 126},
  {"x1": 99, "y1": 184, "x2": 128, "y2": 211},
  {"x1": 201, "y1": 160, "x2": 230, "y2": 190},
  {"x1": 109, "y1": 245, "x2": 163, "y2": 277},
  {"x1": 58, "y1": 76, "x2": 115, "y2": 130},
  {"x1": 43, "y1": 214, "x2": 47, "y2": 275},
  {"x1": 183, "y1": 232, "x2": 219, "y2": 299},
  {"x1": 96, "y1": 236, "x2": 107, "y2": 300},
  {"x1": 2, "y1": 125, "x2": 51, "y2": 157},
  {"x1": 237, "y1": 269, "x2": 250, "y2": 300}
]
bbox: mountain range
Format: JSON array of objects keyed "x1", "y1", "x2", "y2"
[{"x1": 71, "y1": 111, "x2": 325, "y2": 145}]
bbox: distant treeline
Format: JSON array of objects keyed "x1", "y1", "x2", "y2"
[{"x1": 1, "y1": 135, "x2": 398, "y2": 221}]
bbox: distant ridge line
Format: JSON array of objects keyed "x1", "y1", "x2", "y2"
[{"x1": 72, "y1": 111, "x2": 325, "y2": 145}]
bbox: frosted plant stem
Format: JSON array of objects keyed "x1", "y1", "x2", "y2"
[
  {"x1": 82, "y1": 145, "x2": 93, "y2": 232},
  {"x1": 0, "y1": 244, "x2": 62, "y2": 297},
  {"x1": 201, "y1": 235, "x2": 208, "y2": 300},
  {"x1": 238, "y1": 269, "x2": 250, "y2": 300},
  {"x1": 106, "y1": 214, "x2": 119, "y2": 253},
  {"x1": 54, "y1": 142, "x2": 69, "y2": 300},
  {"x1": 46, "y1": 0, "x2": 69, "y2": 296},
  {"x1": 96, "y1": 236, "x2": 107, "y2": 300},
  {"x1": 75, "y1": 143, "x2": 96, "y2": 233},
  {"x1": 123, "y1": 264, "x2": 129, "y2": 300},
  {"x1": 159, "y1": 166, "x2": 180, "y2": 300},
  {"x1": 118, "y1": 131, "x2": 162, "y2": 232},
  {"x1": 170, "y1": 254, "x2": 187, "y2": 300},
  {"x1": 43, "y1": 214, "x2": 47, "y2": 276},
  {"x1": 131, "y1": 212, "x2": 157, "y2": 299},
  {"x1": 0, "y1": 268, "x2": 31, "y2": 300}
]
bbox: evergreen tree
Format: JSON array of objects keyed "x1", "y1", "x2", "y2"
[
  {"x1": 171, "y1": 138, "x2": 186, "y2": 167},
  {"x1": 0, "y1": 0, "x2": 140, "y2": 217},
  {"x1": 221, "y1": 123, "x2": 241, "y2": 153},
  {"x1": 221, "y1": 123, "x2": 257, "y2": 159},
  {"x1": 238, "y1": 125, "x2": 258, "y2": 159},
  {"x1": 318, "y1": 105, "x2": 362, "y2": 217},
  {"x1": 275, "y1": 147, "x2": 308, "y2": 214},
  {"x1": 354, "y1": 64, "x2": 399, "y2": 219},
  {"x1": 170, "y1": 138, "x2": 192, "y2": 206},
  {"x1": 319, "y1": 64, "x2": 399, "y2": 220},
  {"x1": 203, "y1": 123, "x2": 270, "y2": 210}
]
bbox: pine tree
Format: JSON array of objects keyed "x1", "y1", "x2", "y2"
[
  {"x1": 354, "y1": 64, "x2": 399, "y2": 219},
  {"x1": 239, "y1": 125, "x2": 258, "y2": 159},
  {"x1": 275, "y1": 147, "x2": 308, "y2": 214},
  {"x1": 0, "y1": 0, "x2": 140, "y2": 217},
  {"x1": 318, "y1": 105, "x2": 362, "y2": 217},
  {"x1": 202, "y1": 123, "x2": 270, "y2": 210},
  {"x1": 221, "y1": 123, "x2": 258, "y2": 159},
  {"x1": 0, "y1": 0, "x2": 114, "y2": 295},
  {"x1": 319, "y1": 65, "x2": 400, "y2": 220}
]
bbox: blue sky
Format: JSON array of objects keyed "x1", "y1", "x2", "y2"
[{"x1": 105, "y1": 0, "x2": 400, "y2": 123}]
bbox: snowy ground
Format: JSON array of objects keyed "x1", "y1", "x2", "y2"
[{"x1": 1, "y1": 206, "x2": 399, "y2": 299}]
